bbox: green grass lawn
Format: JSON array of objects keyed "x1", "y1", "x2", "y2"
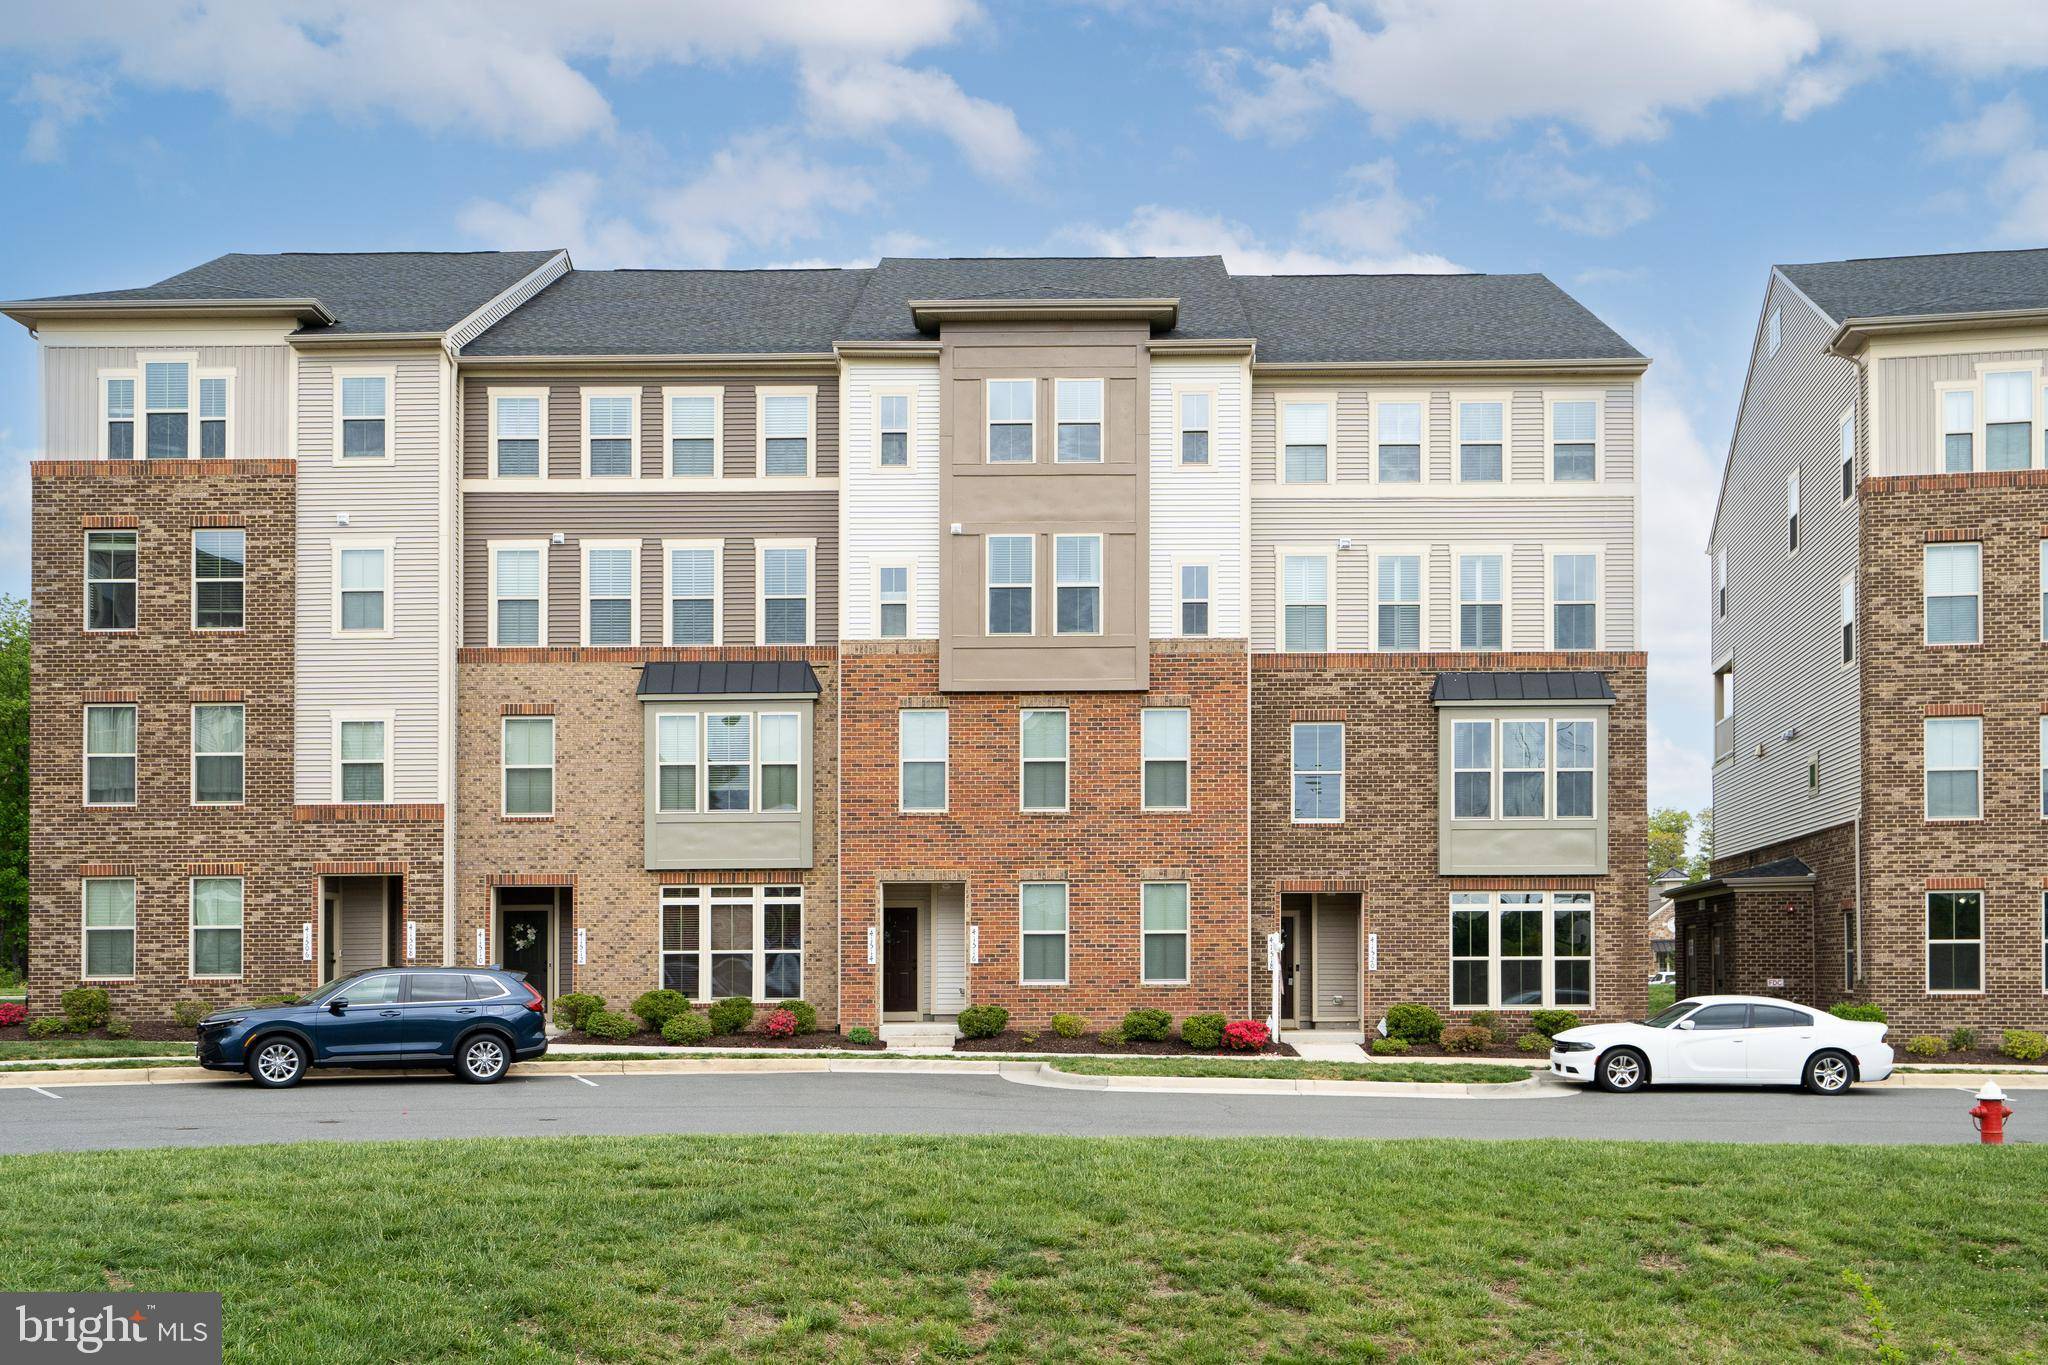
[
  {"x1": 0, "y1": 1038, "x2": 195, "y2": 1060},
  {"x1": 1049, "y1": 1056, "x2": 1531, "y2": 1084},
  {"x1": 5, "y1": 1136, "x2": 2044, "y2": 1362}
]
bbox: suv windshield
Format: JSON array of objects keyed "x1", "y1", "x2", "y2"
[{"x1": 1643, "y1": 1000, "x2": 1702, "y2": 1028}]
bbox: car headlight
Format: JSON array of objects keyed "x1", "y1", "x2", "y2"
[
  {"x1": 1550, "y1": 1040, "x2": 1594, "y2": 1053},
  {"x1": 203, "y1": 1016, "x2": 246, "y2": 1030}
]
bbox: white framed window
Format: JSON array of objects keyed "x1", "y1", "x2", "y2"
[
  {"x1": 1020, "y1": 882, "x2": 1068, "y2": 984},
  {"x1": 987, "y1": 534, "x2": 1035, "y2": 635},
  {"x1": 1939, "y1": 384, "x2": 1976, "y2": 472},
  {"x1": 1454, "y1": 397, "x2": 1505, "y2": 483},
  {"x1": 876, "y1": 561, "x2": 913, "y2": 639},
  {"x1": 192, "y1": 703, "x2": 245, "y2": 805},
  {"x1": 1054, "y1": 533, "x2": 1102, "y2": 635},
  {"x1": 756, "y1": 539, "x2": 813, "y2": 645},
  {"x1": 1549, "y1": 550, "x2": 1599, "y2": 651},
  {"x1": 1141, "y1": 882, "x2": 1190, "y2": 984},
  {"x1": 874, "y1": 388, "x2": 914, "y2": 470},
  {"x1": 84, "y1": 704, "x2": 136, "y2": 806},
  {"x1": 1713, "y1": 661, "x2": 1734, "y2": 761},
  {"x1": 2040, "y1": 716, "x2": 2047, "y2": 820},
  {"x1": 333, "y1": 712, "x2": 390, "y2": 803},
  {"x1": 1291, "y1": 722, "x2": 1343, "y2": 823},
  {"x1": 490, "y1": 388, "x2": 547, "y2": 479},
  {"x1": 1983, "y1": 367, "x2": 2035, "y2": 471},
  {"x1": 1176, "y1": 387, "x2": 1214, "y2": 466},
  {"x1": 1457, "y1": 551, "x2": 1505, "y2": 650},
  {"x1": 332, "y1": 366, "x2": 392, "y2": 463},
  {"x1": 1925, "y1": 716, "x2": 1982, "y2": 821},
  {"x1": 190, "y1": 876, "x2": 243, "y2": 979},
  {"x1": 987, "y1": 378, "x2": 1035, "y2": 462},
  {"x1": 1279, "y1": 548, "x2": 1332, "y2": 652},
  {"x1": 82, "y1": 878, "x2": 136, "y2": 980},
  {"x1": 646, "y1": 709, "x2": 802, "y2": 816},
  {"x1": 705, "y1": 713, "x2": 753, "y2": 811},
  {"x1": 101, "y1": 371, "x2": 136, "y2": 459},
  {"x1": 1715, "y1": 545, "x2": 1727, "y2": 619},
  {"x1": 758, "y1": 387, "x2": 814, "y2": 477},
  {"x1": 1375, "y1": 550, "x2": 1424, "y2": 651},
  {"x1": 1500, "y1": 719, "x2": 1548, "y2": 819},
  {"x1": 581, "y1": 539, "x2": 639, "y2": 646},
  {"x1": 1280, "y1": 396, "x2": 1333, "y2": 483},
  {"x1": 899, "y1": 709, "x2": 949, "y2": 812},
  {"x1": 2040, "y1": 539, "x2": 2047, "y2": 643},
  {"x1": 1556, "y1": 719, "x2": 1595, "y2": 818},
  {"x1": 489, "y1": 542, "x2": 546, "y2": 647},
  {"x1": 1786, "y1": 466, "x2": 1800, "y2": 554},
  {"x1": 1926, "y1": 890, "x2": 1982, "y2": 994},
  {"x1": 1840, "y1": 574, "x2": 1856, "y2": 667},
  {"x1": 659, "y1": 884, "x2": 803, "y2": 1001},
  {"x1": 1546, "y1": 395, "x2": 1599, "y2": 482},
  {"x1": 656, "y1": 712, "x2": 699, "y2": 813},
  {"x1": 1449, "y1": 891, "x2": 1594, "y2": 1009},
  {"x1": 197, "y1": 370, "x2": 232, "y2": 458},
  {"x1": 1375, "y1": 394, "x2": 1423, "y2": 483},
  {"x1": 1142, "y1": 707, "x2": 1190, "y2": 811},
  {"x1": 1055, "y1": 377, "x2": 1103, "y2": 463},
  {"x1": 503, "y1": 715, "x2": 555, "y2": 817},
  {"x1": 86, "y1": 529, "x2": 137, "y2": 632},
  {"x1": 192, "y1": 528, "x2": 245, "y2": 631},
  {"x1": 332, "y1": 538, "x2": 393, "y2": 638},
  {"x1": 1840, "y1": 406, "x2": 1856, "y2": 502},
  {"x1": 664, "y1": 540, "x2": 721, "y2": 646},
  {"x1": 144, "y1": 357, "x2": 193, "y2": 459},
  {"x1": 1177, "y1": 560, "x2": 1212, "y2": 637},
  {"x1": 1766, "y1": 306, "x2": 1781, "y2": 358},
  {"x1": 1020, "y1": 708, "x2": 1069, "y2": 812},
  {"x1": 1924, "y1": 543, "x2": 1981, "y2": 646},
  {"x1": 1452, "y1": 719, "x2": 1492, "y2": 819},
  {"x1": 582, "y1": 387, "x2": 639, "y2": 479},
  {"x1": 664, "y1": 386, "x2": 722, "y2": 478},
  {"x1": 1844, "y1": 908, "x2": 1859, "y2": 989},
  {"x1": 759, "y1": 712, "x2": 802, "y2": 812}
]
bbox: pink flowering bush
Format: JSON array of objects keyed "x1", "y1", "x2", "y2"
[
  {"x1": 0, "y1": 1002, "x2": 26, "y2": 1028},
  {"x1": 763, "y1": 1008, "x2": 798, "y2": 1039},
  {"x1": 1222, "y1": 1019, "x2": 1270, "y2": 1051}
]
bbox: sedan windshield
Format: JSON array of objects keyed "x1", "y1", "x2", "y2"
[{"x1": 1643, "y1": 1000, "x2": 1702, "y2": 1028}]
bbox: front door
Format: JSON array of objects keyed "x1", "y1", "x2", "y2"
[
  {"x1": 882, "y1": 907, "x2": 919, "y2": 1015},
  {"x1": 322, "y1": 886, "x2": 340, "y2": 982},
  {"x1": 503, "y1": 908, "x2": 551, "y2": 1001},
  {"x1": 1279, "y1": 913, "x2": 1299, "y2": 1023}
]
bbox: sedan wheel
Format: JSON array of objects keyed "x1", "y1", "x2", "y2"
[
  {"x1": 1803, "y1": 1050, "x2": 1854, "y2": 1096},
  {"x1": 248, "y1": 1038, "x2": 307, "y2": 1089},
  {"x1": 457, "y1": 1035, "x2": 510, "y2": 1084},
  {"x1": 1596, "y1": 1047, "x2": 1648, "y2": 1093}
]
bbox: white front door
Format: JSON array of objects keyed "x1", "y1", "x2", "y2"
[
  {"x1": 1668, "y1": 1003, "x2": 1750, "y2": 1080},
  {"x1": 1744, "y1": 1003, "x2": 1820, "y2": 1083}
]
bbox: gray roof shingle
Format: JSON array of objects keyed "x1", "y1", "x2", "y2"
[
  {"x1": 842, "y1": 255, "x2": 1249, "y2": 342},
  {"x1": 1430, "y1": 671, "x2": 1617, "y2": 704},
  {"x1": 1236, "y1": 273, "x2": 1642, "y2": 364},
  {"x1": 11, "y1": 251, "x2": 561, "y2": 336},
  {"x1": 466, "y1": 268, "x2": 873, "y2": 356},
  {"x1": 1779, "y1": 247, "x2": 2048, "y2": 323},
  {"x1": 637, "y1": 660, "x2": 820, "y2": 697}
]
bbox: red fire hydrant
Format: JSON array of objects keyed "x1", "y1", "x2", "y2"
[{"x1": 1969, "y1": 1082, "x2": 2013, "y2": 1145}]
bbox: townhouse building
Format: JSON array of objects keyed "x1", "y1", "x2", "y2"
[
  {"x1": 9, "y1": 250, "x2": 1647, "y2": 1038},
  {"x1": 1682, "y1": 247, "x2": 2048, "y2": 1034}
]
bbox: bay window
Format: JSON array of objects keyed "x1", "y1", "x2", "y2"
[{"x1": 706, "y1": 713, "x2": 752, "y2": 811}]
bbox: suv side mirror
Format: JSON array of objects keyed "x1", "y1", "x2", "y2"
[
  {"x1": 1675, "y1": 1017, "x2": 1695, "y2": 1031},
  {"x1": 329, "y1": 998, "x2": 349, "y2": 1015}
]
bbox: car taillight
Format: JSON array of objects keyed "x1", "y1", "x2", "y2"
[{"x1": 522, "y1": 980, "x2": 545, "y2": 1013}]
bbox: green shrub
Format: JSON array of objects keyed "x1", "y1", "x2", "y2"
[
  {"x1": 1904, "y1": 1035, "x2": 1945, "y2": 1058},
  {"x1": 1384, "y1": 1003, "x2": 1444, "y2": 1045},
  {"x1": 662, "y1": 1013, "x2": 713, "y2": 1046},
  {"x1": 707, "y1": 997, "x2": 755, "y2": 1035},
  {"x1": 1947, "y1": 1027, "x2": 1978, "y2": 1053},
  {"x1": 581, "y1": 1009, "x2": 636, "y2": 1041},
  {"x1": 630, "y1": 989, "x2": 692, "y2": 1032},
  {"x1": 1179, "y1": 1012, "x2": 1227, "y2": 1050},
  {"x1": 2001, "y1": 1029, "x2": 2048, "y2": 1062},
  {"x1": 956, "y1": 1004, "x2": 1009, "y2": 1039},
  {"x1": 1369, "y1": 1037, "x2": 1411, "y2": 1056},
  {"x1": 103, "y1": 1017, "x2": 132, "y2": 1039},
  {"x1": 251, "y1": 994, "x2": 301, "y2": 1008},
  {"x1": 60, "y1": 987, "x2": 110, "y2": 1029},
  {"x1": 778, "y1": 999, "x2": 819, "y2": 1034},
  {"x1": 1097, "y1": 1025, "x2": 1125, "y2": 1047},
  {"x1": 552, "y1": 992, "x2": 604, "y2": 1030},
  {"x1": 26, "y1": 1016, "x2": 65, "y2": 1039},
  {"x1": 845, "y1": 1026, "x2": 877, "y2": 1046},
  {"x1": 1120, "y1": 1007, "x2": 1173, "y2": 1042},
  {"x1": 1528, "y1": 1009, "x2": 1579, "y2": 1040},
  {"x1": 1441, "y1": 1025, "x2": 1492, "y2": 1053},
  {"x1": 1469, "y1": 1011, "x2": 1504, "y2": 1043},
  {"x1": 171, "y1": 1000, "x2": 210, "y2": 1030},
  {"x1": 1517, "y1": 1033, "x2": 1549, "y2": 1053},
  {"x1": 1829, "y1": 1002, "x2": 1886, "y2": 1023},
  {"x1": 1050, "y1": 1013, "x2": 1087, "y2": 1039}
]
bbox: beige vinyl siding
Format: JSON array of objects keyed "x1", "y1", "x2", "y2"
[
  {"x1": 841, "y1": 358, "x2": 942, "y2": 638},
  {"x1": 41, "y1": 343, "x2": 291, "y2": 459},
  {"x1": 1874, "y1": 345, "x2": 2048, "y2": 477},
  {"x1": 1311, "y1": 898, "x2": 1360, "y2": 1025},
  {"x1": 1149, "y1": 356, "x2": 1249, "y2": 637},
  {"x1": 295, "y1": 351, "x2": 448, "y2": 802},
  {"x1": 1709, "y1": 273, "x2": 1861, "y2": 857}
]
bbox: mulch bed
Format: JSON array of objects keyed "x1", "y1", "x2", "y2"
[
  {"x1": 954, "y1": 1031, "x2": 1296, "y2": 1057},
  {"x1": 563, "y1": 1028, "x2": 885, "y2": 1051},
  {"x1": 0, "y1": 1020, "x2": 193, "y2": 1044}
]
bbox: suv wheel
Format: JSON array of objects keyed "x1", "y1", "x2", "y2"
[
  {"x1": 1803, "y1": 1050, "x2": 1854, "y2": 1095},
  {"x1": 456, "y1": 1033, "x2": 511, "y2": 1084},
  {"x1": 1595, "y1": 1047, "x2": 1649, "y2": 1093},
  {"x1": 248, "y1": 1037, "x2": 308, "y2": 1089}
]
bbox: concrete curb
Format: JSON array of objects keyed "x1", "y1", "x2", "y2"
[{"x1": 1002, "y1": 1062, "x2": 1570, "y2": 1100}]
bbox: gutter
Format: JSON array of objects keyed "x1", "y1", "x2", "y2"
[
  {"x1": 1253, "y1": 356, "x2": 1648, "y2": 378},
  {"x1": 459, "y1": 351, "x2": 837, "y2": 372},
  {"x1": 1827, "y1": 304, "x2": 2048, "y2": 357},
  {"x1": 0, "y1": 297, "x2": 337, "y2": 330}
]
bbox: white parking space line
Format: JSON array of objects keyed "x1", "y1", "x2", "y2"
[
  {"x1": 28, "y1": 1086, "x2": 65, "y2": 1100},
  {"x1": 569, "y1": 1074, "x2": 600, "y2": 1088}
]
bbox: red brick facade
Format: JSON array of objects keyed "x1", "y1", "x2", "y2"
[{"x1": 1690, "y1": 820, "x2": 1859, "y2": 1007}]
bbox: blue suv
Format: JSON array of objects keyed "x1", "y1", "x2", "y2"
[{"x1": 196, "y1": 967, "x2": 549, "y2": 1088}]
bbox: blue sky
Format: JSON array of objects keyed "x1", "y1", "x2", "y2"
[{"x1": 6, "y1": 0, "x2": 2048, "y2": 823}]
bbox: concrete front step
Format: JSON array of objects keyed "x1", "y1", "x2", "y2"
[{"x1": 879, "y1": 1022, "x2": 961, "y2": 1050}]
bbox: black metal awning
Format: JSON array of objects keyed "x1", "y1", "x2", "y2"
[
  {"x1": 1430, "y1": 670, "x2": 1615, "y2": 704},
  {"x1": 636, "y1": 660, "x2": 820, "y2": 698}
]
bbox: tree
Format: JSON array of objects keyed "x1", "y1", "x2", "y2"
[
  {"x1": 1691, "y1": 807, "x2": 1713, "y2": 881},
  {"x1": 1647, "y1": 806, "x2": 1692, "y2": 878},
  {"x1": 0, "y1": 596, "x2": 24, "y2": 974}
]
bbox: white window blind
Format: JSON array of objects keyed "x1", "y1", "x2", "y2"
[{"x1": 763, "y1": 393, "x2": 811, "y2": 475}]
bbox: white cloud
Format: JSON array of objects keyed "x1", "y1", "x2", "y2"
[
  {"x1": 458, "y1": 133, "x2": 874, "y2": 268},
  {"x1": 14, "y1": 70, "x2": 109, "y2": 162},
  {"x1": 1215, "y1": 1, "x2": 2048, "y2": 145},
  {"x1": 1492, "y1": 134, "x2": 1656, "y2": 237},
  {"x1": 800, "y1": 60, "x2": 1034, "y2": 182},
  {"x1": 1929, "y1": 95, "x2": 2048, "y2": 242}
]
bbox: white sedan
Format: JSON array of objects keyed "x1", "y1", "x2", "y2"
[{"x1": 1547, "y1": 995, "x2": 1893, "y2": 1095}]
